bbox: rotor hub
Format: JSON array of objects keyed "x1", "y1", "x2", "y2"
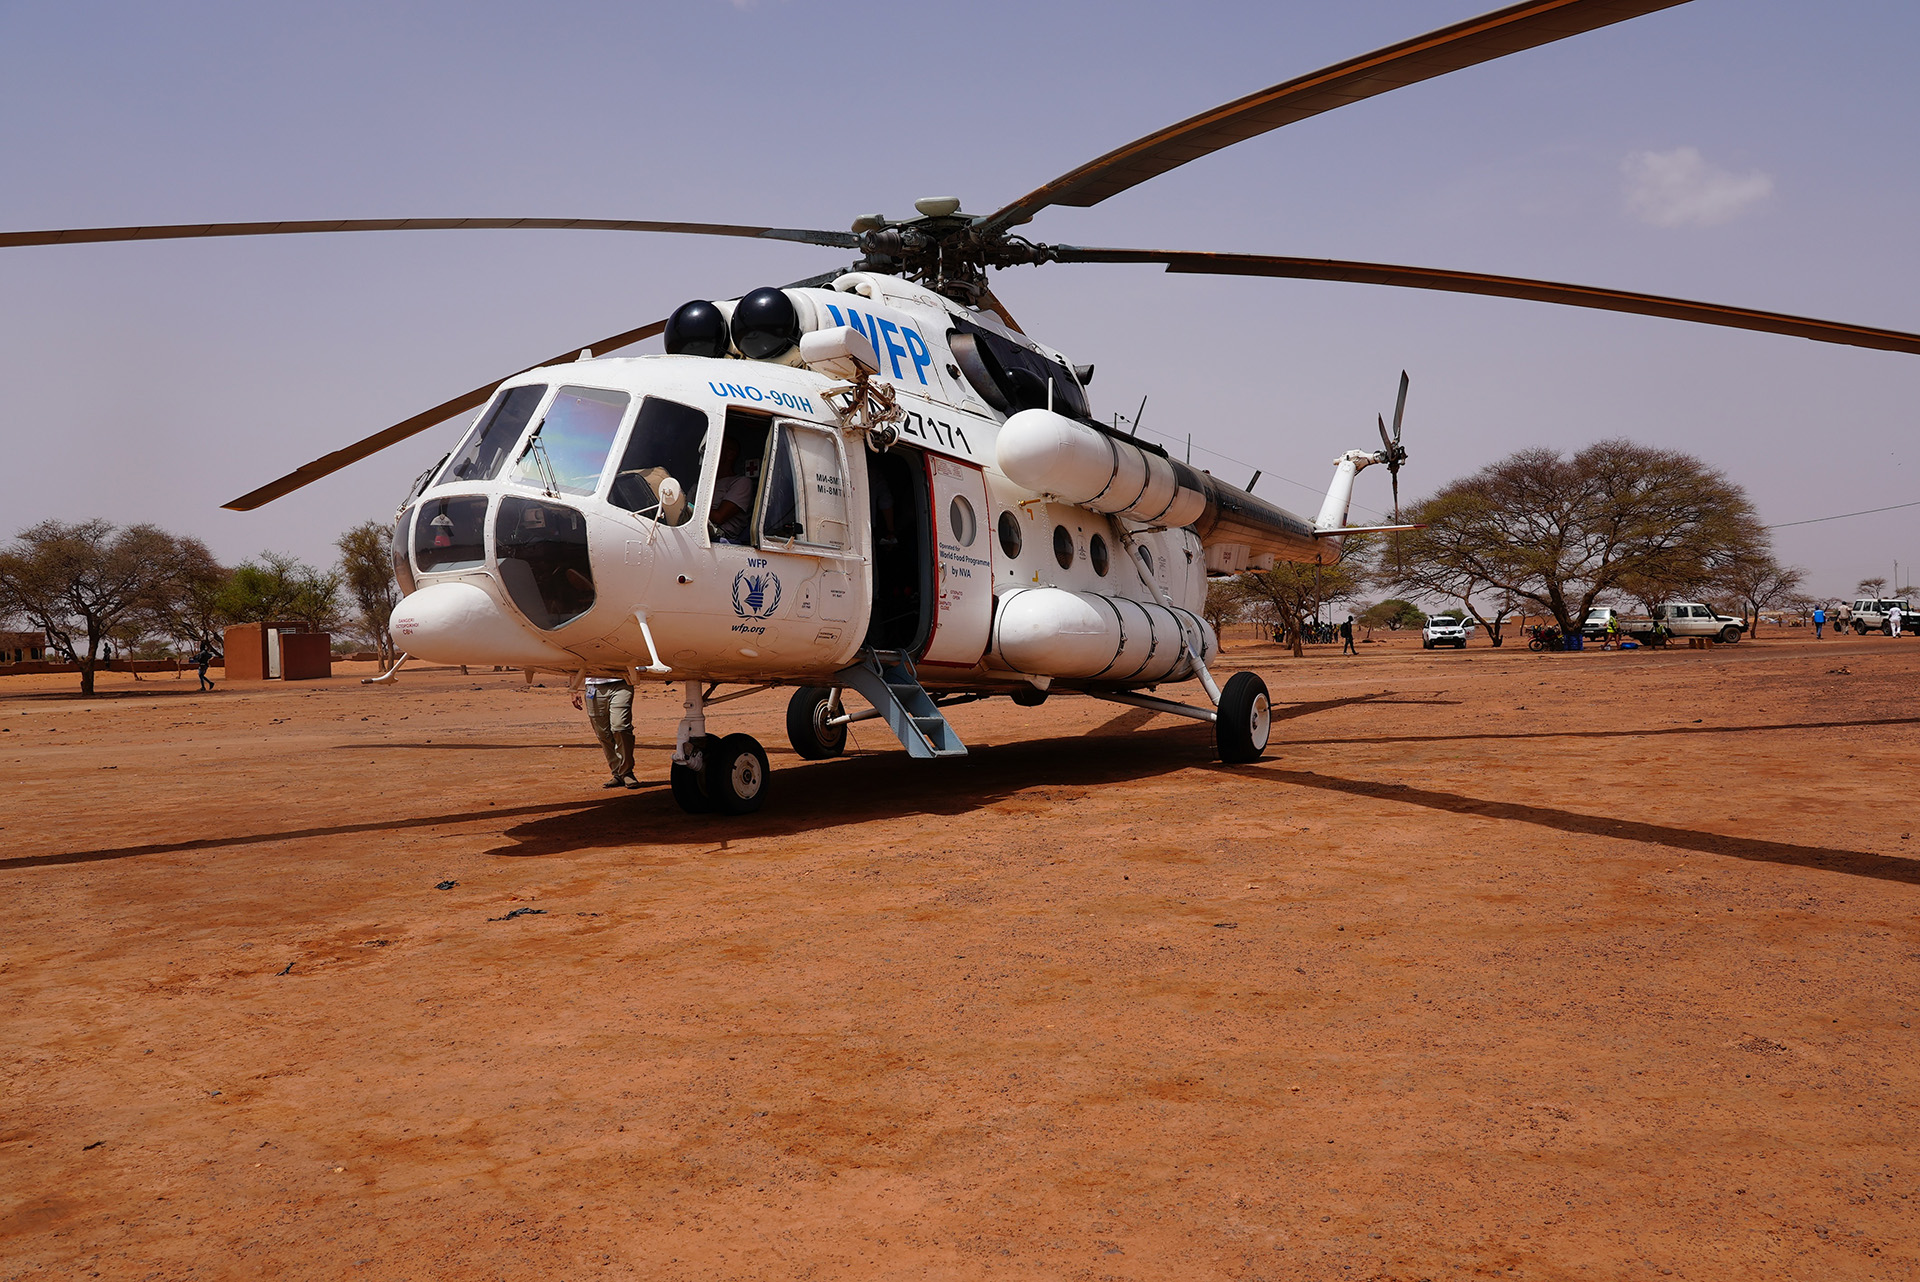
[{"x1": 851, "y1": 205, "x2": 1053, "y2": 303}]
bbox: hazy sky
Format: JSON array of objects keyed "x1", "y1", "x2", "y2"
[{"x1": 3, "y1": 0, "x2": 1917, "y2": 597}]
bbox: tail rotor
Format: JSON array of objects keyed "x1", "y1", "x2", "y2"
[{"x1": 1377, "y1": 370, "x2": 1410, "y2": 521}]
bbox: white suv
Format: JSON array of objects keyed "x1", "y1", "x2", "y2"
[
  {"x1": 1849, "y1": 598, "x2": 1913, "y2": 635},
  {"x1": 1422, "y1": 617, "x2": 1469, "y2": 649}
]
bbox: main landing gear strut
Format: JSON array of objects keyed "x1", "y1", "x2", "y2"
[
  {"x1": 669, "y1": 652, "x2": 1270, "y2": 817},
  {"x1": 1084, "y1": 651, "x2": 1271, "y2": 764}
]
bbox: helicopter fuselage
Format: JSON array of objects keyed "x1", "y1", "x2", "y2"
[{"x1": 387, "y1": 273, "x2": 1260, "y2": 697}]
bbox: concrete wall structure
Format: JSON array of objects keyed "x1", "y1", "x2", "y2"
[
  {"x1": 222, "y1": 622, "x2": 331, "y2": 680},
  {"x1": 279, "y1": 631, "x2": 332, "y2": 680}
]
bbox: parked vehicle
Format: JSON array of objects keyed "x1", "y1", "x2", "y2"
[
  {"x1": 1583, "y1": 602, "x2": 1746, "y2": 645},
  {"x1": 1422, "y1": 616, "x2": 1470, "y2": 649},
  {"x1": 1847, "y1": 598, "x2": 1914, "y2": 635}
]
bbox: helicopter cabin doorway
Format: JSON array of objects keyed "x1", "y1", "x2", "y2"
[{"x1": 864, "y1": 446, "x2": 933, "y2": 654}]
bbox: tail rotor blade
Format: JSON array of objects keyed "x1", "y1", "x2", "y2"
[
  {"x1": 1391, "y1": 370, "x2": 1409, "y2": 444},
  {"x1": 1378, "y1": 413, "x2": 1393, "y2": 455}
]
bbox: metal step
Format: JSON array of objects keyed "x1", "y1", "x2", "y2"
[{"x1": 835, "y1": 651, "x2": 968, "y2": 759}]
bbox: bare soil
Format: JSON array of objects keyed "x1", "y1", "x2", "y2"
[{"x1": 3, "y1": 629, "x2": 1916, "y2": 1280}]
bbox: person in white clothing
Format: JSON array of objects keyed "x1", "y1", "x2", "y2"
[{"x1": 1890, "y1": 603, "x2": 1904, "y2": 637}]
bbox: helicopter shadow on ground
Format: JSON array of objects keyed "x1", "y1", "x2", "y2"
[
  {"x1": 1264, "y1": 690, "x2": 1459, "y2": 722},
  {"x1": 1224, "y1": 764, "x2": 1920, "y2": 888},
  {"x1": 11, "y1": 698, "x2": 1354, "y2": 870},
  {"x1": 485, "y1": 722, "x2": 1223, "y2": 858},
  {"x1": 482, "y1": 693, "x2": 1472, "y2": 859},
  {"x1": 1285, "y1": 713, "x2": 1920, "y2": 748}
]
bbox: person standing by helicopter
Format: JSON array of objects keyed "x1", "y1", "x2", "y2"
[{"x1": 573, "y1": 677, "x2": 639, "y2": 789}]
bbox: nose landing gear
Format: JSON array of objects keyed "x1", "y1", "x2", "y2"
[{"x1": 670, "y1": 683, "x2": 770, "y2": 815}]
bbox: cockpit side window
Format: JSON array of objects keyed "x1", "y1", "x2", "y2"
[
  {"x1": 439, "y1": 384, "x2": 547, "y2": 486},
  {"x1": 709, "y1": 409, "x2": 771, "y2": 545},
  {"x1": 607, "y1": 396, "x2": 708, "y2": 526},
  {"x1": 511, "y1": 386, "x2": 629, "y2": 496}
]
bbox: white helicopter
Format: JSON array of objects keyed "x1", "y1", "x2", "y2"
[{"x1": 11, "y1": 0, "x2": 1920, "y2": 815}]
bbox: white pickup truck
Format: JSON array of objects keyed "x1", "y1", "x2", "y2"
[{"x1": 1583, "y1": 602, "x2": 1747, "y2": 645}]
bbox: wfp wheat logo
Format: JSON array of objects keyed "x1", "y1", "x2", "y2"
[{"x1": 731, "y1": 568, "x2": 782, "y2": 619}]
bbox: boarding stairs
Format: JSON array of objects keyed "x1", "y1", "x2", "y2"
[{"x1": 835, "y1": 650, "x2": 968, "y2": 759}]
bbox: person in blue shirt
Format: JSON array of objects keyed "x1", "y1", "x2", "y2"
[{"x1": 1813, "y1": 605, "x2": 1826, "y2": 639}]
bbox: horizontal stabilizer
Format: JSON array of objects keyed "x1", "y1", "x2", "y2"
[{"x1": 1311, "y1": 523, "x2": 1426, "y2": 537}]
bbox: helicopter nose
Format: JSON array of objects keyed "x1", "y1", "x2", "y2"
[{"x1": 390, "y1": 580, "x2": 577, "y2": 668}]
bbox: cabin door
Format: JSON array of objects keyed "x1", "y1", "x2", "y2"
[{"x1": 918, "y1": 454, "x2": 994, "y2": 669}]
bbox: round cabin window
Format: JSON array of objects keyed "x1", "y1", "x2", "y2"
[
  {"x1": 949, "y1": 495, "x2": 977, "y2": 547},
  {"x1": 1053, "y1": 525, "x2": 1075, "y2": 570},
  {"x1": 1089, "y1": 533, "x2": 1109, "y2": 576},
  {"x1": 997, "y1": 510, "x2": 1022, "y2": 558}
]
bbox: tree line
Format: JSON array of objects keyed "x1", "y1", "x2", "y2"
[
  {"x1": 1211, "y1": 439, "x2": 1817, "y2": 653},
  {"x1": 0, "y1": 519, "x2": 399, "y2": 695}
]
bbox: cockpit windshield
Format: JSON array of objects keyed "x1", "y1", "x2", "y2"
[
  {"x1": 607, "y1": 396, "x2": 708, "y2": 526},
  {"x1": 510, "y1": 386, "x2": 630, "y2": 496},
  {"x1": 439, "y1": 384, "x2": 547, "y2": 486}
]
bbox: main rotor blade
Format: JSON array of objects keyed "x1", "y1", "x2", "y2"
[
  {"x1": 1050, "y1": 247, "x2": 1920, "y2": 358},
  {"x1": 980, "y1": 0, "x2": 1692, "y2": 232},
  {"x1": 978, "y1": 285, "x2": 1026, "y2": 334},
  {"x1": 1, "y1": 217, "x2": 859, "y2": 251},
  {"x1": 220, "y1": 317, "x2": 667, "y2": 511},
  {"x1": 1391, "y1": 370, "x2": 1410, "y2": 444},
  {"x1": 220, "y1": 270, "x2": 847, "y2": 511}
]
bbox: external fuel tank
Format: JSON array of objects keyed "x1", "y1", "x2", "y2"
[{"x1": 995, "y1": 408, "x2": 1328, "y2": 563}]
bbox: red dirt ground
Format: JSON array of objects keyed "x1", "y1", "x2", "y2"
[{"x1": 2, "y1": 628, "x2": 1916, "y2": 1280}]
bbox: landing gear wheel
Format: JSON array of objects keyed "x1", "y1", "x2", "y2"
[
  {"x1": 1719, "y1": 626, "x2": 1741, "y2": 644},
  {"x1": 708, "y1": 733, "x2": 770, "y2": 815},
  {"x1": 1215, "y1": 671, "x2": 1271, "y2": 764},
  {"x1": 669, "y1": 739, "x2": 716, "y2": 815},
  {"x1": 670, "y1": 764, "x2": 714, "y2": 813},
  {"x1": 786, "y1": 687, "x2": 847, "y2": 759}
]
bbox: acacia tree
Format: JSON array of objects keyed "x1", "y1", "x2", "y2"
[
  {"x1": 1231, "y1": 551, "x2": 1367, "y2": 657},
  {"x1": 1387, "y1": 440, "x2": 1759, "y2": 635},
  {"x1": 1359, "y1": 598, "x2": 1426, "y2": 632},
  {"x1": 218, "y1": 551, "x2": 342, "y2": 628},
  {"x1": 1374, "y1": 527, "x2": 1524, "y2": 645},
  {"x1": 1856, "y1": 577, "x2": 1888, "y2": 597},
  {"x1": 1721, "y1": 552, "x2": 1806, "y2": 633},
  {"x1": 150, "y1": 545, "x2": 233, "y2": 655},
  {"x1": 337, "y1": 520, "x2": 401, "y2": 664},
  {"x1": 0, "y1": 520, "x2": 215, "y2": 696}
]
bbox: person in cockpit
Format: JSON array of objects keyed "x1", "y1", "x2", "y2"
[{"x1": 710, "y1": 436, "x2": 754, "y2": 544}]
